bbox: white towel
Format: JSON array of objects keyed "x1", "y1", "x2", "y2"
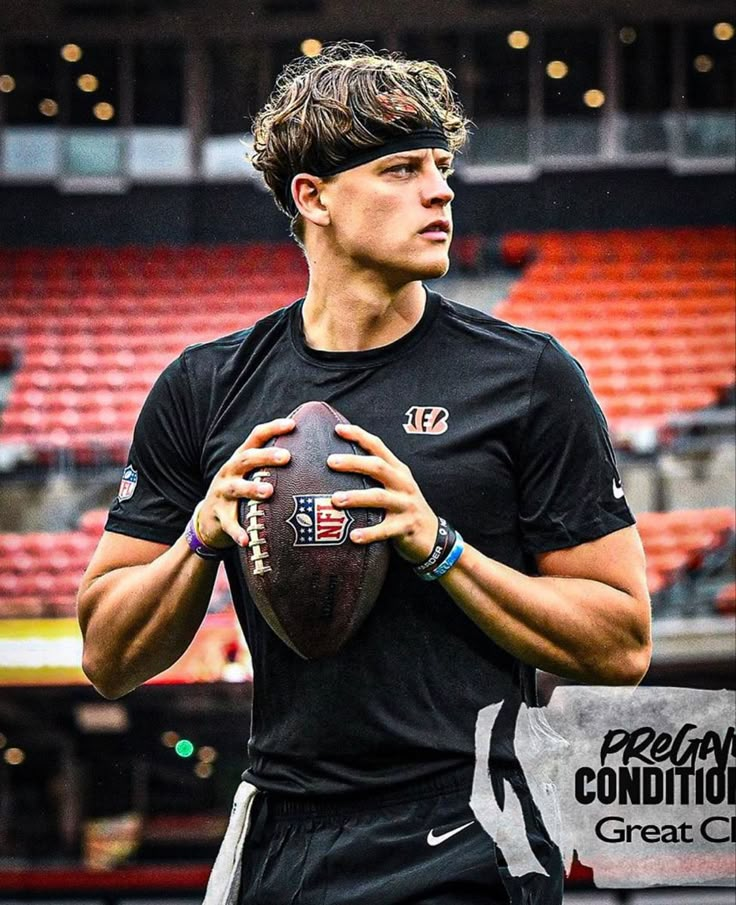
[{"x1": 202, "y1": 781, "x2": 258, "y2": 905}]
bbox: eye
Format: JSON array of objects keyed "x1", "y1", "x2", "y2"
[
  {"x1": 386, "y1": 163, "x2": 415, "y2": 175},
  {"x1": 439, "y1": 166, "x2": 455, "y2": 178}
]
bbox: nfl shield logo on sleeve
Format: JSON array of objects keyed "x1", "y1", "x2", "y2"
[
  {"x1": 287, "y1": 495, "x2": 354, "y2": 546},
  {"x1": 118, "y1": 465, "x2": 138, "y2": 502}
]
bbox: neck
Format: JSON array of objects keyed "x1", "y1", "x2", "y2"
[{"x1": 301, "y1": 264, "x2": 427, "y2": 353}]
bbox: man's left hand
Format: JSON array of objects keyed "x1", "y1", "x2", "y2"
[{"x1": 328, "y1": 422, "x2": 437, "y2": 564}]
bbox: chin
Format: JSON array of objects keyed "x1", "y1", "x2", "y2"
[
  {"x1": 375, "y1": 249, "x2": 450, "y2": 284},
  {"x1": 418, "y1": 255, "x2": 450, "y2": 280}
]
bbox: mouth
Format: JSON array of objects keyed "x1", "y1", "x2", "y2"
[{"x1": 419, "y1": 219, "x2": 451, "y2": 241}]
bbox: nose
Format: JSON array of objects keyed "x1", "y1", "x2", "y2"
[{"x1": 421, "y1": 162, "x2": 454, "y2": 207}]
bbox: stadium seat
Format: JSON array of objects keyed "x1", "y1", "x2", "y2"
[
  {"x1": 715, "y1": 582, "x2": 736, "y2": 616},
  {"x1": 495, "y1": 227, "x2": 735, "y2": 445}
]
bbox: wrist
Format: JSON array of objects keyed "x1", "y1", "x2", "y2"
[
  {"x1": 185, "y1": 502, "x2": 230, "y2": 560},
  {"x1": 413, "y1": 518, "x2": 464, "y2": 581}
]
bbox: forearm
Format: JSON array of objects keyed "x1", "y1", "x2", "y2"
[
  {"x1": 439, "y1": 543, "x2": 651, "y2": 684},
  {"x1": 79, "y1": 536, "x2": 218, "y2": 698}
]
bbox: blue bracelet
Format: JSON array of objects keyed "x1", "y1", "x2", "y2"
[{"x1": 417, "y1": 533, "x2": 464, "y2": 581}]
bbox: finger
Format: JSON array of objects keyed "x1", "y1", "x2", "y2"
[
  {"x1": 224, "y1": 444, "x2": 291, "y2": 477},
  {"x1": 327, "y1": 453, "x2": 393, "y2": 485},
  {"x1": 216, "y1": 477, "x2": 274, "y2": 501},
  {"x1": 332, "y1": 488, "x2": 401, "y2": 512},
  {"x1": 233, "y1": 418, "x2": 296, "y2": 457},
  {"x1": 349, "y1": 522, "x2": 397, "y2": 545},
  {"x1": 198, "y1": 499, "x2": 248, "y2": 549},
  {"x1": 335, "y1": 422, "x2": 404, "y2": 469},
  {"x1": 202, "y1": 471, "x2": 274, "y2": 545},
  {"x1": 216, "y1": 509, "x2": 250, "y2": 548}
]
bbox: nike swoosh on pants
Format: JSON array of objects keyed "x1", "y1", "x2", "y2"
[{"x1": 426, "y1": 820, "x2": 475, "y2": 846}]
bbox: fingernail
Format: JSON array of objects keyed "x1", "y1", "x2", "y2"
[
  {"x1": 351, "y1": 529, "x2": 364, "y2": 542},
  {"x1": 274, "y1": 450, "x2": 289, "y2": 462},
  {"x1": 333, "y1": 492, "x2": 348, "y2": 505},
  {"x1": 256, "y1": 484, "x2": 271, "y2": 497},
  {"x1": 328, "y1": 455, "x2": 343, "y2": 465},
  {"x1": 239, "y1": 533, "x2": 249, "y2": 547}
]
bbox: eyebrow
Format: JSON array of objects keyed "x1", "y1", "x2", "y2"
[{"x1": 381, "y1": 151, "x2": 454, "y2": 165}]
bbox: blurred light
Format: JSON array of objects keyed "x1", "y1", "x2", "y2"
[
  {"x1": 507, "y1": 30, "x2": 530, "y2": 50},
  {"x1": 39, "y1": 98, "x2": 59, "y2": 117},
  {"x1": 75, "y1": 702, "x2": 128, "y2": 733},
  {"x1": 195, "y1": 762, "x2": 213, "y2": 779},
  {"x1": 77, "y1": 74, "x2": 99, "y2": 93},
  {"x1": 198, "y1": 745, "x2": 218, "y2": 764},
  {"x1": 713, "y1": 22, "x2": 734, "y2": 41},
  {"x1": 694, "y1": 54, "x2": 714, "y2": 73},
  {"x1": 583, "y1": 89, "x2": 606, "y2": 108},
  {"x1": 300, "y1": 38, "x2": 323, "y2": 57},
  {"x1": 546, "y1": 60, "x2": 568, "y2": 79},
  {"x1": 175, "y1": 738, "x2": 195, "y2": 758},
  {"x1": 4, "y1": 747, "x2": 25, "y2": 766},
  {"x1": 161, "y1": 730, "x2": 179, "y2": 748},
  {"x1": 61, "y1": 44, "x2": 83, "y2": 62},
  {"x1": 0, "y1": 733, "x2": 6, "y2": 748},
  {"x1": 619, "y1": 26, "x2": 637, "y2": 45},
  {"x1": 93, "y1": 101, "x2": 115, "y2": 121},
  {"x1": 0, "y1": 74, "x2": 16, "y2": 93}
]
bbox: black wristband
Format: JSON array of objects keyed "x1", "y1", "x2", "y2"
[{"x1": 413, "y1": 517, "x2": 456, "y2": 576}]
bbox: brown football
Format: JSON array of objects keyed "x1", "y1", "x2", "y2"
[{"x1": 237, "y1": 401, "x2": 390, "y2": 659}]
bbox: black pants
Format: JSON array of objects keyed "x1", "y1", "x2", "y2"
[{"x1": 239, "y1": 767, "x2": 563, "y2": 905}]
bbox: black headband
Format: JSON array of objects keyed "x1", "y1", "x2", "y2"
[
  {"x1": 313, "y1": 127, "x2": 450, "y2": 177},
  {"x1": 287, "y1": 127, "x2": 450, "y2": 215}
]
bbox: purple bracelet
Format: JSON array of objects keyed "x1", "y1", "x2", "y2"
[{"x1": 185, "y1": 503, "x2": 226, "y2": 560}]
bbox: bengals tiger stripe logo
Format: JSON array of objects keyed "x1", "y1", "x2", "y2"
[{"x1": 403, "y1": 406, "x2": 449, "y2": 435}]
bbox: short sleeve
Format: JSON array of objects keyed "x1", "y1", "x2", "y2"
[
  {"x1": 517, "y1": 338, "x2": 634, "y2": 554},
  {"x1": 105, "y1": 353, "x2": 204, "y2": 545}
]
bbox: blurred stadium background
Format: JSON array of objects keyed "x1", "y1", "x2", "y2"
[{"x1": 0, "y1": 0, "x2": 734, "y2": 901}]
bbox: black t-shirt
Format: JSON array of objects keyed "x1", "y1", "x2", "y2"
[{"x1": 106, "y1": 288, "x2": 634, "y2": 795}]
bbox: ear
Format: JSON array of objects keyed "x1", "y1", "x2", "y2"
[{"x1": 291, "y1": 174, "x2": 330, "y2": 227}]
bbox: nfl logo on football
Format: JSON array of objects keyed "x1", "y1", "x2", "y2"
[
  {"x1": 118, "y1": 465, "x2": 138, "y2": 502},
  {"x1": 288, "y1": 495, "x2": 354, "y2": 546}
]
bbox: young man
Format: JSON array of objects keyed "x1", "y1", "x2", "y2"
[{"x1": 78, "y1": 43, "x2": 651, "y2": 904}]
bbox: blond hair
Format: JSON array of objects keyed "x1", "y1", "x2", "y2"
[{"x1": 250, "y1": 42, "x2": 470, "y2": 246}]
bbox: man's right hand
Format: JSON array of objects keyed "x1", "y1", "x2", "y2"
[
  {"x1": 77, "y1": 415, "x2": 296, "y2": 698},
  {"x1": 196, "y1": 417, "x2": 296, "y2": 549}
]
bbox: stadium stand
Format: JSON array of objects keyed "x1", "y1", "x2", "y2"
[
  {"x1": 0, "y1": 244, "x2": 306, "y2": 466},
  {"x1": 495, "y1": 226, "x2": 736, "y2": 453},
  {"x1": 0, "y1": 239, "x2": 488, "y2": 468},
  {"x1": 1, "y1": 229, "x2": 733, "y2": 466},
  {"x1": 0, "y1": 507, "x2": 233, "y2": 619},
  {"x1": 0, "y1": 505, "x2": 732, "y2": 623},
  {"x1": 637, "y1": 507, "x2": 735, "y2": 616}
]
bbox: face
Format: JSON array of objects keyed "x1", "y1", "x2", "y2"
[{"x1": 318, "y1": 147, "x2": 455, "y2": 283}]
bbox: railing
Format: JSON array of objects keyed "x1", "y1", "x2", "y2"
[{"x1": 0, "y1": 112, "x2": 733, "y2": 189}]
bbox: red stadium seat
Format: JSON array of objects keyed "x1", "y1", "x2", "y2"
[
  {"x1": 715, "y1": 583, "x2": 736, "y2": 616},
  {"x1": 495, "y1": 227, "x2": 735, "y2": 446}
]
